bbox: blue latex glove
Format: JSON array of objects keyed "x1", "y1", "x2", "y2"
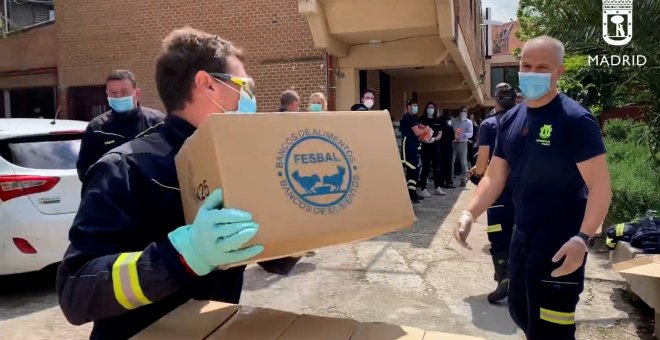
[{"x1": 168, "y1": 189, "x2": 263, "y2": 276}]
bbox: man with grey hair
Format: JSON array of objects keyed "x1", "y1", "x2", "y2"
[
  {"x1": 455, "y1": 35, "x2": 612, "y2": 339},
  {"x1": 279, "y1": 89, "x2": 300, "y2": 112}
]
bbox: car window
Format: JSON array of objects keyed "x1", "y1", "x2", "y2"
[{"x1": 1, "y1": 135, "x2": 81, "y2": 170}]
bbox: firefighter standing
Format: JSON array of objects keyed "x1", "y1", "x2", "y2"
[
  {"x1": 76, "y1": 70, "x2": 165, "y2": 181},
  {"x1": 454, "y1": 36, "x2": 612, "y2": 339},
  {"x1": 399, "y1": 99, "x2": 425, "y2": 203},
  {"x1": 57, "y1": 28, "x2": 270, "y2": 339},
  {"x1": 466, "y1": 83, "x2": 517, "y2": 303}
]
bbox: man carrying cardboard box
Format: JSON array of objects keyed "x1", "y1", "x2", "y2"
[{"x1": 56, "y1": 27, "x2": 272, "y2": 339}]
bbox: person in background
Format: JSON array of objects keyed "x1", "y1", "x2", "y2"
[
  {"x1": 279, "y1": 90, "x2": 300, "y2": 112},
  {"x1": 451, "y1": 106, "x2": 473, "y2": 187},
  {"x1": 308, "y1": 92, "x2": 328, "y2": 112},
  {"x1": 468, "y1": 82, "x2": 517, "y2": 304},
  {"x1": 399, "y1": 99, "x2": 425, "y2": 203},
  {"x1": 57, "y1": 27, "x2": 268, "y2": 339},
  {"x1": 417, "y1": 102, "x2": 446, "y2": 197},
  {"x1": 438, "y1": 109, "x2": 455, "y2": 188},
  {"x1": 351, "y1": 89, "x2": 375, "y2": 111},
  {"x1": 455, "y1": 36, "x2": 612, "y2": 339},
  {"x1": 76, "y1": 70, "x2": 165, "y2": 182},
  {"x1": 467, "y1": 112, "x2": 480, "y2": 168}
]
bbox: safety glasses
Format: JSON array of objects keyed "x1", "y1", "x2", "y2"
[{"x1": 208, "y1": 72, "x2": 255, "y2": 99}]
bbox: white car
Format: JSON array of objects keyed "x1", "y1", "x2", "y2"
[{"x1": 0, "y1": 118, "x2": 87, "y2": 275}]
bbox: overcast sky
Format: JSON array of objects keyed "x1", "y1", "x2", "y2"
[{"x1": 482, "y1": 0, "x2": 519, "y2": 22}]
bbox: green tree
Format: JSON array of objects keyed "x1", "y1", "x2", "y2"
[{"x1": 516, "y1": 0, "x2": 660, "y2": 169}]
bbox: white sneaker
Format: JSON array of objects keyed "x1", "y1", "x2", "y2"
[
  {"x1": 434, "y1": 187, "x2": 446, "y2": 196},
  {"x1": 419, "y1": 189, "x2": 432, "y2": 198}
]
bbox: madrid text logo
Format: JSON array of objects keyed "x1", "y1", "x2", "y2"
[
  {"x1": 602, "y1": 0, "x2": 633, "y2": 46},
  {"x1": 276, "y1": 129, "x2": 359, "y2": 215},
  {"x1": 589, "y1": 0, "x2": 645, "y2": 67}
]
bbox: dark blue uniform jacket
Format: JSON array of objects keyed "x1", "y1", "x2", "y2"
[
  {"x1": 76, "y1": 107, "x2": 165, "y2": 181},
  {"x1": 57, "y1": 115, "x2": 245, "y2": 340}
]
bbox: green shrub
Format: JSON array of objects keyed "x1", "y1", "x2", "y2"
[
  {"x1": 603, "y1": 118, "x2": 648, "y2": 144},
  {"x1": 605, "y1": 137, "x2": 660, "y2": 224}
]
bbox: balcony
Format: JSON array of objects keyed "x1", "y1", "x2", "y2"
[{"x1": 299, "y1": 0, "x2": 486, "y2": 111}]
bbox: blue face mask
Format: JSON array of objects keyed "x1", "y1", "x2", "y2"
[
  {"x1": 426, "y1": 108, "x2": 435, "y2": 117},
  {"x1": 411, "y1": 105, "x2": 419, "y2": 114},
  {"x1": 108, "y1": 96, "x2": 135, "y2": 113},
  {"x1": 208, "y1": 83, "x2": 258, "y2": 114},
  {"x1": 518, "y1": 71, "x2": 554, "y2": 100},
  {"x1": 236, "y1": 88, "x2": 257, "y2": 114},
  {"x1": 310, "y1": 103, "x2": 323, "y2": 112}
]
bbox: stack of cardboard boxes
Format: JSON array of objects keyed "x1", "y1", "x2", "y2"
[
  {"x1": 135, "y1": 301, "x2": 484, "y2": 340},
  {"x1": 612, "y1": 242, "x2": 660, "y2": 336}
]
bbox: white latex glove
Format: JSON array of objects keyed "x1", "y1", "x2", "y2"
[
  {"x1": 551, "y1": 236, "x2": 588, "y2": 277},
  {"x1": 454, "y1": 211, "x2": 473, "y2": 249}
]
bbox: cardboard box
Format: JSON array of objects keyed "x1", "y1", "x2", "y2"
[
  {"x1": 134, "y1": 300, "x2": 486, "y2": 340},
  {"x1": 175, "y1": 111, "x2": 416, "y2": 265},
  {"x1": 613, "y1": 255, "x2": 660, "y2": 336}
]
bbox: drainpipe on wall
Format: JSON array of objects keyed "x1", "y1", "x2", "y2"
[
  {"x1": 2, "y1": 0, "x2": 8, "y2": 34},
  {"x1": 3, "y1": 90, "x2": 10, "y2": 118}
]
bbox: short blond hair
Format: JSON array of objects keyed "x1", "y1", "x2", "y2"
[{"x1": 309, "y1": 92, "x2": 328, "y2": 111}]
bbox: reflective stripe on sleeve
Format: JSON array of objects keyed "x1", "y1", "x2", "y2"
[
  {"x1": 615, "y1": 223, "x2": 625, "y2": 237},
  {"x1": 112, "y1": 252, "x2": 152, "y2": 310},
  {"x1": 606, "y1": 237, "x2": 616, "y2": 248},
  {"x1": 540, "y1": 308, "x2": 575, "y2": 325}
]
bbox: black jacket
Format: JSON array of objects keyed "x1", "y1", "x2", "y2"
[
  {"x1": 438, "y1": 119, "x2": 455, "y2": 149},
  {"x1": 57, "y1": 115, "x2": 245, "y2": 340},
  {"x1": 76, "y1": 107, "x2": 165, "y2": 181},
  {"x1": 417, "y1": 116, "x2": 443, "y2": 142},
  {"x1": 350, "y1": 103, "x2": 369, "y2": 111}
]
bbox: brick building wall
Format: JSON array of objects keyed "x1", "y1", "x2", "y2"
[
  {"x1": 54, "y1": 0, "x2": 327, "y2": 119},
  {"x1": 454, "y1": 0, "x2": 484, "y2": 78},
  {"x1": 0, "y1": 23, "x2": 57, "y2": 72},
  {"x1": 366, "y1": 70, "x2": 381, "y2": 111}
]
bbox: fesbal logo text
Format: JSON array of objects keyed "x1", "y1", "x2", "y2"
[
  {"x1": 589, "y1": 0, "x2": 646, "y2": 67},
  {"x1": 276, "y1": 129, "x2": 360, "y2": 215}
]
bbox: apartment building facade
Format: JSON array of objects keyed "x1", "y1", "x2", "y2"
[{"x1": 0, "y1": 0, "x2": 489, "y2": 121}]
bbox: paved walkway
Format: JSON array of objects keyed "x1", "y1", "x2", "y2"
[
  {"x1": 0, "y1": 183, "x2": 650, "y2": 339},
  {"x1": 242, "y1": 183, "x2": 646, "y2": 340}
]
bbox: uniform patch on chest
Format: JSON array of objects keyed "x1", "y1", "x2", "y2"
[{"x1": 536, "y1": 124, "x2": 553, "y2": 146}]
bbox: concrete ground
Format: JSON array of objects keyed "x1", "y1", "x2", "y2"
[{"x1": 0, "y1": 182, "x2": 654, "y2": 339}]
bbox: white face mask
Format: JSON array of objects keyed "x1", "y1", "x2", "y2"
[
  {"x1": 459, "y1": 112, "x2": 468, "y2": 120},
  {"x1": 363, "y1": 99, "x2": 374, "y2": 109}
]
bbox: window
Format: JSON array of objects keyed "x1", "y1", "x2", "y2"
[
  {"x1": 9, "y1": 87, "x2": 56, "y2": 119},
  {"x1": 5, "y1": 0, "x2": 55, "y2": 32},
  {"x1": 490, "y1": 66, "x2": 520, "y2": 96},
  {"x1": 2, "y1": 135, "x2": 81, "y2": 170}
]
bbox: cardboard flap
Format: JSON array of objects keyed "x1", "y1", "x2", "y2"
[
  {"x1": 613, "y1": 255, "x2": 660, "y2": 278},
  {"x1": 206, "y1": 306, "x2": 298, "y2": 340},
  {"x1": 422, "y1": 330, "x2": 485, "y2": 340},
  {"x1": 131, "y1": 301, "x2": 238, "y2": 340},
  {"x1": 350, "y1": 322, "x2": 425, "y2": 340},
  {"x1": 278, "y1": 314, "x2": 359, "y2": 340}
]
